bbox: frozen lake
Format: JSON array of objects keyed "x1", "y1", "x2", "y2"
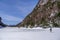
[{"x1": 0, "y1": 27, "x2": 60, "y2": 40}]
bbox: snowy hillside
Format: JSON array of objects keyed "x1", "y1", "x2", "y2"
[{"x1": 0, "y1": 27, "x2": 60, "y2": 40}]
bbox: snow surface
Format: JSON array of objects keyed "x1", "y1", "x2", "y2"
[{"x1": 0, "y1": 27, "x2": 60, "y2": 40}]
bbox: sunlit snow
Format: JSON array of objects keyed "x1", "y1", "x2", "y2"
[
  {"x1": 40, "y1": 0, "x2": 48, "y2": 5},
  {"x1": 0, "y1": 27, "x2": 60, "y2": 40}
]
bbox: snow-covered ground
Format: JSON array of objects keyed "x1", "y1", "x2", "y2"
[{"x1": 0, "y1": 27, "x2": 60, "y2": 40}]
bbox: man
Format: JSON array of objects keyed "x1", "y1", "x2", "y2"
[
  {"x1": 50, "y1": 26, "x2": 52, "y2": 32},
  {"x1": 49, "y1": 21, "x2": 53, "y2": 32}
]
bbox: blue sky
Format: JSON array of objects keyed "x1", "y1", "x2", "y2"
[{"x1": 0, "y1": 0, "x2": 38, "y2": 25}]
